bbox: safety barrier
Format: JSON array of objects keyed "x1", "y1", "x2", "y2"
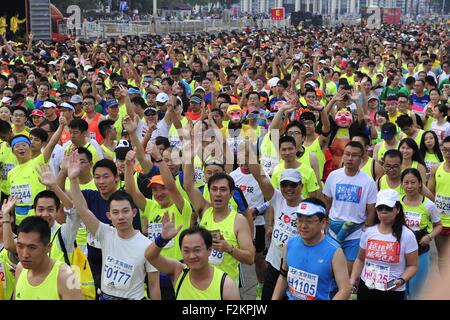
[{"x1": 79, "y1": 18, "x2": 291, "y2": 38}]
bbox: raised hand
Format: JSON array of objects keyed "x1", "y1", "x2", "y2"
[
  {"x1": 59, "y1": 115, "x2": 68, "y2": 128},
  {"x1": 125, "y1": 149, "x2": 136, "y2": 165},
  {"x1": 122, "y1": 115, "x2": 138, "y2": 134},
  {"x1": 118, "y1": 84, "x2": 129, "y2": 98},
  {"x1": 148, "y1": 143, "x2": 161, "y2": 161},
  {"x1": 67, "y1": 150, "x2": 81, "y2": 180},
  {"x1": 37, "y1": 164, "x2": 57, "y2": 187},
  {"x1": 161, "y1": 211, "x2": 183, "y2": 241},
  {"x1": 60, "y1": 153, "x2": 70, "y2": 173},
  {"x1": 1, "y1": 196, "x2": 18, "y2": 216}
]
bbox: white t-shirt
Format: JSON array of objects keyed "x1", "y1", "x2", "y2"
[
  {"x1": 360, "y1": 225, "x2": 418, "y2": 291},
  {"x1": 95, "y1": 222, "x2": 157, "y2": 299},
  {"x1": 150, "y1": 118, "x2": 170, "y2": 142},
  {"x1": 266, "y1": 190, "x2": 302, "y2": 270},
  {"x1": 230, "y1": 168, "x2": 266, "y2": 226},
  {"x1": 323, "y1": 168, "x2": 377, "y2": 240},
  {"x1": 430, "y1": 121, "x2": 450, "y2": 145},
  {"x1": 49, "y1": 144, "x2": 64, "y2": 176}
]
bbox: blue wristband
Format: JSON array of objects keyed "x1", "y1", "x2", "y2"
[{"x1": 155, "y1": 234, "x2": 170, "y2": 248}]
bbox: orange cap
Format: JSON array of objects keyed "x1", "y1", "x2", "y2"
[{"x1": 147, "y1": 175, "x2": 165, "y2": 188}]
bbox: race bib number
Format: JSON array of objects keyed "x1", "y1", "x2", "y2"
[
  {"x1": 272, "y1": 218, "x2": 297, "y2": 248},
  {"x1": 0, "y1": 262, "x2": 6, "y2": 290},
  {"x1": 147, "y1": 223, "x2": 174, "y2": 248},
  {"x1": 169, "y1": 136, "x2": 181, "y2": 148},
  {"x1": 287, "y1": 267, "x2": 318, "y2": 300},
  {"x1": 261, "y1": 156, "x2": 278, "y2": 175},
  {"x1": 89, "y1": 131, "x2": 96, "y2": 140},
  {"x1": 404, "y1": 211, "x2": 421, "y2": 231},
  {"x1": 10, "y1": 184, "x2": 32, "y2": 204},
  {"x1": 193, "y1": 166, "x2": 204, "y2": 185},
  {"x1": 363, "y1": 261, "x2": 389, "y2": 291},
  {"x1": 435, "y1": 194, "x2": 450, "y2": 215},
  {"x1": 103, "y1": 255, "x2": 134, "y2": 290},
  {"x1": 208, "y1": 249, "x2": 224, "y2": 265}
]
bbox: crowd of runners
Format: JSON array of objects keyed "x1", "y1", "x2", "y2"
[{"x1": 0, "y1": 20, "x2": 449, "y2": 300}]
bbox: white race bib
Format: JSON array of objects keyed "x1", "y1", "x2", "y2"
[
  {"x1": 363, "y1": 261, "x2": 390, "y2": 291},
  {"x1": 10, "y1": 184, "x2": 32, "y2": 204},
  {"x1": 435, "y1": 194, "x2": 450, "y2": 215},
  {"x1": 208, "y1": 249, "x2": 224, "y2": 265},
  {"x1": 89, "y1": 131, "x2": 96, "y2": 141},
  {"x1": 147, "y1": 223, "x2": 174, "y2": 248},
  {"x1": 272, "y1": 220, "x2": 297, "y2": 248},
  {"x1": 103, "y1": 255, "x2": 134, "y2": 290},
  {"x1": 261, "y1": 156, "x2": 278, "y2": 175},
  {"x1": 404, "y1": 211, "x2": 421, "y2": 231},
  {"x1": 287, "y1": 267, "x2": 318, "y2": 300}
]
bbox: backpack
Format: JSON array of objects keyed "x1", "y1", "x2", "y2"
[{"x1": 57, "y1": 230, "x2": 96, "y2": 300}]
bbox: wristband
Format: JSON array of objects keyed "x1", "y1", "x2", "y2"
[
  {"x1": 428, "y1": 234, "x2": 433, "y2": 241},
  {"x1": 155, "y1": 234, "x2": 170, "y2": 248},
  {"x1": 155, "y1": 158, "x2": 163, "y2": 163},
  {"x1": 398, "y1": 277, "x2": 406, "y2": 285},
  {"x1": 2, "y1": 221, "x2": 10, "y2": 224}
]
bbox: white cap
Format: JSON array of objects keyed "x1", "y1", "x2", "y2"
[
  {"x1": 280, "y1": 169, "x2": 302, "y2": 184},
  {"x1": 194, "y1": 86, "x2": 206, "y2": 93},
  {"x1": 65, "y1": 82, "x2": 78, "y2": 89},
  {"x1": 267, "y1": 77, "x2": 280, "y2": 88},
  {"x1": 42, "y1": 101, "x2": 57, "y2": 108},
  {"x1": 155, "y1": 92, "x2": 169, "y2": 104},
  {"x1": 296, "y1": 201, "x2": 326, "y2": 217},
  {"x1": 375, "y1": 189, "x2": 400, "y2": 208},
  {"x1": 305, "y1": 80, "x2": 316, "y2": 88},
  {"x1": 59, "y1": 102, "x2": 75, "y2": 111}
]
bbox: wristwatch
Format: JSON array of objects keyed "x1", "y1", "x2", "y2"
[{"x1": 398, "y1": 277, "x2": 406, "y2": 285}]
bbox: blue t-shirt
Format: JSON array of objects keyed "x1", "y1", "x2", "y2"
[
  {"x1": 410, "y1": 93, "x2": 430, "y2": 115},
  {"x1": 285, "y1": 235, "x2": 340, "y2": 300}
]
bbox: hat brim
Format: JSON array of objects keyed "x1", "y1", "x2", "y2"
[
  {"x1": 375, "y1": 200, "x2": 396, "y2": 208},
  {"x1": 280, "y1": 177, "x2": 302, "y2": 184}
]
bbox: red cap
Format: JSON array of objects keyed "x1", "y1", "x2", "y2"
[{"x1": 31, "y1": 109, "x2": 44, "y2": 117}]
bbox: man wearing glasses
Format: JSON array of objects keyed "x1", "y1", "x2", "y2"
[
  {"x1": 272, "y1": 198, "x2": 351, "y2": 300},
  {"x1": 81, "y1": 95, "x2": 105, "y2": 144},
  {"x1": 11, "y1": 106, "x2": 30, "y2": 137},
  {"x1": 323, "y1": 141, "x2": 377, "y2": 274}
]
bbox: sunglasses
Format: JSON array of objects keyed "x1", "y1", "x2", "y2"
[
  {"x1": 376, "y1": 205, "x2": 395, "y2": 212},
  {"x1": 280, "y1": 181, "x2": 299, "y2": 188}
]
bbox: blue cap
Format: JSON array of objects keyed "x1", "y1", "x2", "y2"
[
  {"x1": 105, "y1": 99, "x2": 119, "y2": 108},
  {"x1": 128, "y1": 88, "x2": 141, "y2": 95}
]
